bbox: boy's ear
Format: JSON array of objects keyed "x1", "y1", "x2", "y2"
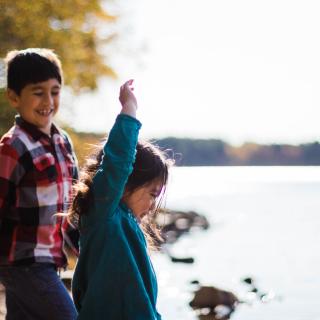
[{"x1": 6, "y1": 89, "x2": 20, "y2": 109}]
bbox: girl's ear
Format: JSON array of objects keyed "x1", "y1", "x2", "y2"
[{"x1": 6, "y1": 89, "x2": 20, "y2": 109}]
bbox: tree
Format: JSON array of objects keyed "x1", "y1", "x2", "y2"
[
  {"x1": 0, "y1": 0, "x2": 117, "y2": 135},
  {"x1": 0, "y1": 0, "x2": 116, "y2": 90},
  {"x1": 0, "y1": 89, "x2": 16, "y2": 136}
]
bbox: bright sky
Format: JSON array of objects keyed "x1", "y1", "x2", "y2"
[{"x1": 61, "y1": 0, "x2": 320, "y2": 145}]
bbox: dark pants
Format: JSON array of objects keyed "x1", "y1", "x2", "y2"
[{"x1": 0, "y1": 263, "x2": 77, "y2": 320}]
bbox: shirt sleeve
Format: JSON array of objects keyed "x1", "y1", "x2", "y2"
[
  {"x1": 91, "y1": 114, "x2": 141, "y2": 219},
  {"x1": 61, "y1": 130, "x2": 80, "y2": 255},
  {"x1": 61, "y1": 129, "x2": 79, "y2": 182},
  {"x1": 0, "y1": 140, "x2": 24, "y2": 226}
]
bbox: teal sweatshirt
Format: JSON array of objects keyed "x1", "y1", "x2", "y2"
[{"x1": 72, "y1": 114, "x2": 161, "y2": 320}]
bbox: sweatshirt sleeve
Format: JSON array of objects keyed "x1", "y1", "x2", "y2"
[{"x1": 91, "y1": 114, "x2": 141, "y2": 219}]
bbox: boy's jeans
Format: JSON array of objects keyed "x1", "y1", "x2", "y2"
[{"x1": 0, "y1": 263, "x2": 77, "y2": 320}]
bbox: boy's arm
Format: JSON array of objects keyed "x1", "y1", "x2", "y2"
[
  {"x1": 61, "y1": 129, "x2": 79, "y2": 182},
  {"x1": 61, "y1": 131, "x2": 80, "y2": 255},
  {"x1": 0, "y1": 141, "x2": 23, "y2": 226},
  {"x1": 91, "y1": 80, "x2": 140, "y2": 218}
]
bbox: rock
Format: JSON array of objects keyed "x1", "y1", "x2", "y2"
[
  {"x1": 189, "y1": 285, "x2": 239, "y2": 318},
  {"x1": 241, "y1": 276, "x2": 254, "y2": 285},
  {"x1": 156, "y1": 209, "x2": 210, "y2": 244},
  {"x1": 239, "y1": 276, "x2": 280, "y2": 304},
  {"x1": 170, "y1": 256, "x2": 194, "y2": 264},
  {"x1": 197, "y1": 315, "x2": 227, "y2": 320},
  {"x1": 161, "y1": 245, "x2": 196, "y2": 264}
]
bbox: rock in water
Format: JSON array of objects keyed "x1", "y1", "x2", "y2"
[
  {"x1": 190, "y1": 285, "x2": 239, "y2": 317},
  {"x1": 156, "y1": 209, "x2": 210, "y2": 244},
  {"x1": 170, "y1": 256, "x2": 194, "y2": 264}
]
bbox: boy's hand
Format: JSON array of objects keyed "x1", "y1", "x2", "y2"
[{"x1": 119, "y1": 79, "x2": 138, "y2": 118}]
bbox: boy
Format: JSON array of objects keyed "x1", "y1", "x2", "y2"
[{"x1": 0, "y1": 48, "x2": 79, "y2": 319}]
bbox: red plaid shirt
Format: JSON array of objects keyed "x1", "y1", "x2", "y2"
[{"x1": 0, "y1": 116, "x2": 79, "y2": 267}]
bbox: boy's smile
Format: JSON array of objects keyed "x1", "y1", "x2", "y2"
[{"x1": 7, "y1": 78, "x2": 61, "y2": 135}]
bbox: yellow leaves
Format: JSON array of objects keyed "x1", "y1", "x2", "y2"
[
  {"x1": 0, "y1": 0, "x2": 120, "y2": 135},
  {"x1": 0, "y1": 90, "x2": 17, "y2": 136},
  {"x1": 64, "y1": 128, "x2": 104, "y2": 167},
  {"x1": 0, "y1": 0, "x2": 117, "y2": 92}
]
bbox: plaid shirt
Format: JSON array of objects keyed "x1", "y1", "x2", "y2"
[{"x1": 0, "y1": 115, "x2": 79, "y2": 267}]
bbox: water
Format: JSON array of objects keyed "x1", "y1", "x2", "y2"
[{"x1": 152, "y1": 166, "x2": 320, "y2": 320}]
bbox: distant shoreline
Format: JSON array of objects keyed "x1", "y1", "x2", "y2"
[{"x1": 64, "y1": 129, "x2": 320, "y2": 167}]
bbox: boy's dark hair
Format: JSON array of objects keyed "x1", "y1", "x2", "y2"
[{"x1": 5, "y1": 48, "x2": 63, "y2": 95}]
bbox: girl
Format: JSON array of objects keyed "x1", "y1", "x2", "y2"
[{"x1": 71, "y1": 80, "x2": 171, "y2": 319}]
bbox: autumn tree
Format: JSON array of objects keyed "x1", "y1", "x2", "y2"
[{"x1": 0, "y1": 0, "x2": 117, "y2": 135}]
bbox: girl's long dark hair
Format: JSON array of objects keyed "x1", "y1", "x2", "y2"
[{"x1": 68, "y1": 140, "x2": 173, "y2": 249}]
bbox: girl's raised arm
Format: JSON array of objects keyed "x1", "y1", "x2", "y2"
[{"x1": 90, "y1": 80, "x2": 141, "y2": 220}]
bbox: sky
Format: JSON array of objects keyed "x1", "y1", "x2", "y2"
[{"x1": 61, "y1": 0, "x2": 320, "y2": 146}]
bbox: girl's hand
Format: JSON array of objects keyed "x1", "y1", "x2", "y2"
[{"x1": 119, "y1": 79, "x2": 138, "y2": 118}]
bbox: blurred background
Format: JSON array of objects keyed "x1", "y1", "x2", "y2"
[{"x1": 1, "y1": 1, "x2": 320, "y2": 319}]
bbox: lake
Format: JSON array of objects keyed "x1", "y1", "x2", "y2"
[{"x1": 153, "y1": 166, "x2": 320, "y2": 320}]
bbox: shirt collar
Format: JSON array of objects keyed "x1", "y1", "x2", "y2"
[{"x1": 15, "y1": 115, "x2": 60, "y2": 141}]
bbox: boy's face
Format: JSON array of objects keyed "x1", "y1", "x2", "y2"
[{"x1": 7, "y1": 78, "x2": 61, "y2": 135}]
